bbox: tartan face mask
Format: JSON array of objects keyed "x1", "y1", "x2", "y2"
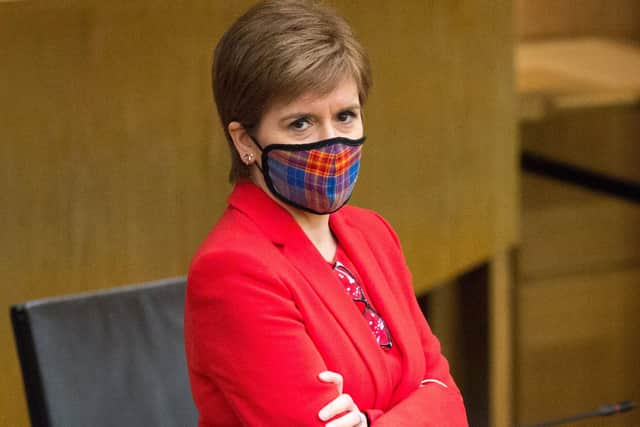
[{"x1": 250, "y1": 136, "x2": 365, "y2": 215}]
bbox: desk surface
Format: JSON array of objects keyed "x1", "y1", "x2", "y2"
[{"x1": 517, "y1": 37, "x2": 640, "y2": 120}]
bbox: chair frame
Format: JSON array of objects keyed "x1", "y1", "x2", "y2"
[{"x1": 11, "y1": 303, "x2": 51, "y2": 427}]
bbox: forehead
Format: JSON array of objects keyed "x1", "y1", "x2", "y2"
[{"x1": 267, "y1": 77, "x2": 360, "y2": 117}]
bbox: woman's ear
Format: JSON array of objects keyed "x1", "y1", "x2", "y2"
[{"x1": 228, "y1": 121, "x2": 257, "y2": 165}]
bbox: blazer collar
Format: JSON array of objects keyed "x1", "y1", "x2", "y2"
[
  {"x1": 227, "y1": 180, "x2": 303, "y2": 246},
  {"x1": 228, "y1": 180, "x2": 364, "y2": 251}
]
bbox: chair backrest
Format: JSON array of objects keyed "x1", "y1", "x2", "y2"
[{"x1": 10, "y1": 277, "x2": 198, "y2": 427}]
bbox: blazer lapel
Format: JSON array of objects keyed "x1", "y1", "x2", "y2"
[
  {"x1": 330, "y1": 211, "x2": 424, "y2": 391},
  {"x1": 276, "y1": 226, "x2": 391, "y2": 405},
  {"x1": 228, "y1": 182, "x2": 386, "y2": 396},
  {"x1": 280, "y1": 239, "x2": 386, "y2": 373}
]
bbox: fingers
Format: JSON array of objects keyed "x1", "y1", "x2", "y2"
[
  {"x1": 318, "y1": 370, "x2": 344, "y2": 394},
  {"x1": 318, "y1": 393, "x2": 356, "y2": 421},
  {"x1": 325, "y1": 410, "x2": 365, "y2": 427},
  {"x1": 318, "y1": 371, "x2": 366, "y2": 426}
]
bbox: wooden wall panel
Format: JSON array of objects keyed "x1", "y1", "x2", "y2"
[
  {"x1": 1, "y1": 1, "x2": 517, "y2": 425},
  {"x1": 0, "y1": 3, "x2": 253, "y2": 425},
  {"x1": 339, "y1": 0, "x2": 518, "y2": 292},
  {"x1": 517, "y1": 269, "x2": 640, "y2": 427},
  {"x1": 520, "y1": 174, "x2": 640, "y2": 280},
  {"x1": 518, "y1": 167, "x2": 640, "y2": 426},
  {"x1": 521, "y1": 108, "x2": 640, "y2": 183},
  {"x1": 516, "y1": 0, "x2": 640, "y2": 42},
  {"x1": 516, "y1": 2, "x2": 640, "y2": 426}
]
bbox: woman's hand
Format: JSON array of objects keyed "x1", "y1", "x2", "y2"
[{"x1": 318, "y1": 371, "x2": 368, "y2": 427}]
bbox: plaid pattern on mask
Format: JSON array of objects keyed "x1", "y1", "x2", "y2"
[{"x1": 265, "y1": 140, "x2": 362, "y2": 214}]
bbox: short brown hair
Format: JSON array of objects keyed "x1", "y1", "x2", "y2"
[{"x1": 212, "y1": 0, "x2": 372, "y2": 182}]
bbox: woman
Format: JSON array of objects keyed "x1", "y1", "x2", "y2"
[{"x1": 184, "y1": 1, "x2": 468, "y2": 426}]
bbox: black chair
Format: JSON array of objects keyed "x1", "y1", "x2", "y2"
[{"x1": 10, "y1": 277, "x2": 198, "y2": 427}]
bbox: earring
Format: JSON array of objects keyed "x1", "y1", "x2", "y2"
[{"x1": 243, "y1": 153, "x2": 254, "y2": 165}]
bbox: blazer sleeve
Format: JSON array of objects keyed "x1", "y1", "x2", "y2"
[
  {"x1": 364, "y1": 213, "x2": 469, "y2": 427},
  {"x1": 185, "y1": 250, "x2": 341, "y2": 427}
]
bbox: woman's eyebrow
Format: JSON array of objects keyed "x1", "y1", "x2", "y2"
[
  {"x1": 279, "y1": 112, "x2": 314, "y2": 124},
  {"x1": 279, "y1": 104, "x2": 361, "y2": 121},
  {"x1": 339, "y1": 104, "x2": 361, "y2": 112},
  {"x1": 278, "y1": 103, "x2": 362, "y2": 124}
]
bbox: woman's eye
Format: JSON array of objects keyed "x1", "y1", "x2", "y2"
[
  {"x1": 337, "y1": 110, "x2": 356, "y2": 123},
  {"x1": 289, "y1": 117, "x2": 311, "y2": 131}
]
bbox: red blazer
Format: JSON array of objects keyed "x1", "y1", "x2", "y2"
[{"x1": 184, "y1": 181, "x2": 468, "y2": 426}]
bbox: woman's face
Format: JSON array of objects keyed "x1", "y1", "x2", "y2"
[
  {"x1": 228, "y1": 76, "x2": 364, "y2": 216},
  {"x1": 253, "y1": 76, "x2": 363, "y2": 147}
]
